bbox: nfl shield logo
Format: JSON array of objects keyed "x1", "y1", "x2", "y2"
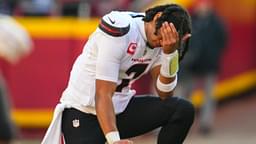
[{"x1": 72, "y1": 119, "x2": 80, "y2": 128}]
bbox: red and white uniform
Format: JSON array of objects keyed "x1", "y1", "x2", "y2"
[
  {"x1": 42, "y1": 11, "x2": 163, "y2": 144},
  {"x1": 61, "y1": 11, "x2": 162, "y2": 114}
]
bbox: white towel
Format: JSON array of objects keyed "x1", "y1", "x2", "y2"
[{"x1": 41, "y1": 103, "x2": 71, "y2": 144}]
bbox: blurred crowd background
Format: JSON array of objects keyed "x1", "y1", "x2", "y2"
[
  {"x1": 0, "y1": 0, "x2": 255, "y2": 144},
  {"x1": 3, "y1": 0, "x2": 176, "y2": 17}
]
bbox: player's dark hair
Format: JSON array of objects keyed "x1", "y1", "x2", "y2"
[{"x1": 143, "y1": 4, "x2": 192, "y2": 61}]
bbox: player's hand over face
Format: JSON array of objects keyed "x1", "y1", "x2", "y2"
[
  {"x1": 113, "y1": 139, "x2": 134, "y2": 144},
  {"x1": 159, "y1": 22, "x2": 191, "y2": 54}
]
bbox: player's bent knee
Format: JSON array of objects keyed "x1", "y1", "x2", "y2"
[
  {"x1": 162, "y1": 97, "x2": 195, "y2": 124},
  {"x1": 175, "y1": 98, "x2": 195, "y2": 124}
]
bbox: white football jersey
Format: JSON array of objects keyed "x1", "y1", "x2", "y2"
[{"x1": 60, "y1": 11, "x2": 162, "y2": 114}]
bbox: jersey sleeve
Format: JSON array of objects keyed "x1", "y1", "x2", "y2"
[
  {"x1": 95, "y1": 11, "x2": 131, "y2": 83},
  {"x1": 95, "y1": 32, "x2": 126, "y2": 83},
  {"x1": 98, "y1": 11, "x2": 130, "y2": 37}
]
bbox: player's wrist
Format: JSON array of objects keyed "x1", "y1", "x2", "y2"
[
  {"x1": 162, "y1": 48, "x2": 176, "y2": 54},
  {"x1": 105, "y1": 131, "x2": 121, "y2": 144},
  {"x1": 157, "y1": 75, "x2": 177, "y2": 92},
  {"x1": 160, "y1": 50, "x2": 179, "y2": 78},
  {"x1": 162, "y1": 49, "x2": 177, "y2": 56}
]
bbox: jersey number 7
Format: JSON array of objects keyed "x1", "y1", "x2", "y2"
[{"x1": 116, "y1": 63, "x2": 148, "y2": 92}]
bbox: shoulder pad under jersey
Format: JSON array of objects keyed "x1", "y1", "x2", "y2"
[{"x1": 99, "y1": 11, "x2": 130, "y2": 37}]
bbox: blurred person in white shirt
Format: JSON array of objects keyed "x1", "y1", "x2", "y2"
[{"x1": 0, "y1": 14, "x2": 33, "y2": 144}]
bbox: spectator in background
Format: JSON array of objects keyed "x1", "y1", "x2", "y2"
[
  {"x1": 90, "y1": 0, "x2": 133, "y2": 17},
  {"x1": 14, "y1": 0, "x2": 57, "y2": 16},
  {"x1": 175, "y1": 0, "x2": 227, "y2": 135},
  {"x1": 128, "y1": 0, "x2": 154, "y2": 12},
  {"x1": 59, "y1": 0, "x2": 81, "y2": 16},
  {"x1": 0, "y1": 0, "x2": 18, "y2": 15},
  {"x1": 55, "y1": 0, "x2": 132, "y2": 17},
  {"x1": 0, "y1": 14, "x2": 33, "y2": 144}
]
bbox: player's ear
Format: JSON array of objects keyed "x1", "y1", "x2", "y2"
[
  {"x1": 178, "y1": 34, "x2": 191, "y2": 61},
  {"x1": 182, "y1": 33, "x2": 192, "y2": 42},
  {"x1": 153, "y1": 12, "x2": 162, "y2": 22}
]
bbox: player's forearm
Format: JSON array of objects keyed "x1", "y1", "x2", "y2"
[
  {"x1": 155, "y1": 50, "x2": 178, "y2": 99},
  {"x1": 95, "y1": 93, "x2": 117, "y2": 134},
  {"x1": 95, "y1": 80, "x2": 119, "y2": 134},
  {"x1": 95, "y1": 80, "x2": 121, "y2": 143}
]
